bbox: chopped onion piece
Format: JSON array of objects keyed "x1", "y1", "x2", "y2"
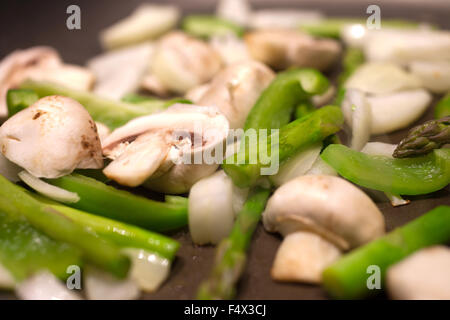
[
  {"x1": 312, "y1": 85, "x2": 335, "y2": 107},
  {"x1": 189, "y1": 170, "x2": 247, "y2": 245},
  {"x1": 305, "y1": 157, "x2": 337, "y2": 176},
  {"x1": 345, "y1": 63, "x2": 422, "y2": 95},
  {"x1": 88, "y1": 43, "x2": 154, "y2": 100},
  {"x1": 16, "y1": 271, "x2": 81, "y2": 300},
  {"x1": 367, "y1": 89, "x2": 431, "y2": 135},
  {"x1": 409, "y1": 61, "x2": 450, "y2": 94},
  {"x1": 124, "y1": 248, "x2": 170, "y2": 293},
  {"x1": 270, "y1": 142, "x2": 322, "y2": 187},
  {"x1": 249, "y1": 9, "x2": 324, "y2": 30},
  {"x1": 209, "y1": 34, "x2": 250, "y2": 65},
  {"x1": 342, "y1": 89, "x2": 371, "y2": 151},
  {"x1": 100, "y1": 5, "x2": 180, "y2": 50},
  {"x1": 216, "y1": 0, "x2": 251, "y2": 27},
  {"x1": 18, "y1": 171, "x2": 80, "y2": 204},
  {"x1": 0, "y1": 153, "x2": 21, "y2": 182},
  {"x1": 0, "y1": 263, "x2": 15, "y2": 289},
  {"x1": 85, "y1": 267, "x2": 140, "y2": 300}
]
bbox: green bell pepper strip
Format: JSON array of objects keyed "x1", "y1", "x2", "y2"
[
  {"x1": 0, "y1": 175, "x2": 130, "y2": 278},
  {"x1": 321, "y1": 144, "x2": 450, "y2": 195},
  {"x1": 323, "y1": 205, "x2": 450, "y2": 300},
  {"x1": 0, "y1": 210, "x2": 82, "y2": 283},
  {"x1": 244, "y1": 68, "x2": 329, "y2": 131},
  {"x1": 295, "y1": 99, "x2": 315, "y2": 119},
  {"x1": 300, "y1": 18, "x2": 423, "y2": 39},
  {"x1": 20, "y1": 81, "x2": 186, "y2": 129},
  {"x1": 223, "y1": 106, "x2": 344, "y2": 188},
  {"x1": 6, "y1": 89, "x2": 39, "y2": 117},
  {"x1": 435, "y1": 92, "x2": 450, "y2": 119},
  {"x1": 182, "y1": 15, "x2": 244, "y2": 38},
  {"x1": 46, "y1": 174, "x2": 188, "y2": 232},
  {"x1": 197, "y1": 187, "x2": 270, "y2": 300}
]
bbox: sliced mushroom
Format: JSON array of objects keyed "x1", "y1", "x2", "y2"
[
  {"x1": 0, "y1": 46, "x2": 94, "y2": 118},
  {"x1": 195, "y1": 61, "x2": 275, "y2": 129},
  {"x1": 386, "y1": 246, "x2": 450, "y2": 300},
  {"x1": 95, "y1": 122, "x2": 111, "y2": 147},
  {"x1": 151, "y1": 32, "x2": 223, "y2": 94},
  {"x1": 102, "y1": 104, "x2": 229, "y2": 193},
  {"x1": 263, "y1": 175, "x2": 385, "y2": 283},
  {"x1": 245, "y1": 29, "x2": 341, "y2": 71},
  {"x1": 0, "y1": 95, "x2": 103, "y2": 178}
]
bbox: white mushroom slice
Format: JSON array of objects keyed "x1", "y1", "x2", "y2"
[
  {"x1": 140, "y1": 74, "x2": 170, "y2": 97},
  {"x1": 269, "y1": 142, "x2": 322, "y2": 187},
  {"x1": 100, "y1": 4, "x2": 180, "y2": 50},
  {"x1": 0, "y1": 96, "x2": 103, "y2": 178},
  {"x1": 364, "y1": 30, "x2": 450, "y2": 64},
  {"x1": 196, "y1": 61, "x2": 275, "y2": 129},
  {"x1": 409, "y1": 60, "x2": 450, "y2": 94},
  {"x1": 185, "y1": 83, "x2": 212, "y2": 103},
  {"x1": 95, "y1": 122, "x2": 111, "y2": 146},
  {"x1": 367, "y1": 89, "x2": 432, "y2": 135},
  {"x1": 387, "y1": 246, "x2": 450, "y2": 300},
  {"x1": 263, "y1": 175, "x2": 385, "y2": 250},
  {"x1": 345, "y1": 63, "x2": 422, "y2": 95},
  {"x1": 151, "y1": 32, "x2": 223, "y2": 94},
  {"x1": 263, "y1": 175, "x2": 385, "y2": 284},
  {"x1": 0, "y1": 153, "x2": 21, "y2": 182},
  {"x1": 245, "y1": 29, "x2": 341, "y2": 71},
  {"x1": 271, "y1": 231, "x2": 341, "y2": 284},
  {"x1": 249, "y1": 9, "x2": 324, "y2": 30},
  {"x1": 0, "y1": 46, "x2": 94, "y2": 118},
  {"x1": 103, "y1": 104, "x2": 229, "y2": 193},
  {"x1": 209, "y1": 34, "x2": 251, "y2": 66},
  {"x1": 188, "y1": 170, "x2": 248, "y2": 245},
  {"x1": 88, "y1": 43, "x2": 154, "y2": 100}
]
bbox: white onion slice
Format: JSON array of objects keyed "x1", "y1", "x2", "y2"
[
  {"x1": 16, "y1": 271, "x2": 81, "y2": 300},
  {"x1": 85, "y1": 267, "x2": 140, "y2": 300},
  {"x1": 367, "y1": 89, "x2": 432, "y2": 135},
  {"x1": 0, "y1": 263, "x2": 15, "y2": 289},
  {"x1": 409, "y1": 61, "x2": 450, "y2": 94},
  {"x1": 124, "y1": 248, "x2": 170, "y2": 293},
  {"x1": 100, "y1": 5, "x2": 180, "y2": 50},
  {"x1": 189, "y1": 170, "x2": 248, "y2": 245},
  {"x1": 312, "y1": 85, "x2": 335, "y2": 107},
  {"x1": 0, "y1": 153, "x2": 21, "y2": 182},
  {"x1": 18, "y1": 171, "x2": 80, "y2": 203},
  {"x1": 305, "y1": 157, "x2": 337, "y2": 176},
  {"x1": 270, "y1": 142, "x2": 322, "y2": 187},
  {"x1": 88, "y1": 43, "x2": 154, "y2": 100},
  {"x1": 249, "y1": 9, "x2": 324, "y2": 30},
  {"x1": 209, "y1": 34, "x2": 250, "y2": 66},
  {"x1": 342, "y1": 89, "x2": 371, "y2": 151},
  {"x1": 345, "y1": 63, "x2": 422, "y2": 95},
  {"x1": 216, "y1": 0, "x2": 251, "y2": 27}
]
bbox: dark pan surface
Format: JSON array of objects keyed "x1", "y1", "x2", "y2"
[{"x1": 0, "y1": 0, "x2": 449, "y2": 300}]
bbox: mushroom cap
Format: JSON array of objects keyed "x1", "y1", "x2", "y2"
[
  {"x1": 102, "y1": 104, "x2": 229, "y2": 192},
  {"x1": 245, "y1": 29, "x2": 341, "y2": 71},
  {"x1": 386, "y1": 246, "x2": 450, "y2": 300},
  {"x1": 151, "y1": 32, "x2": 223, "y2": 94},
  {"x1": 0, "y1": 95, "x2": 103, "y2": 178},
  {"x1": 196, "y1": 61, "x2": 275, "y2": 129},
  {"x1": 262, "y1": 175, "x2": 385, "y2": 250}
]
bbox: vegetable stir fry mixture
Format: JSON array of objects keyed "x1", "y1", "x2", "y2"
[{"x1": 0, "y1": 0, "x2": 449, "y2": 300}]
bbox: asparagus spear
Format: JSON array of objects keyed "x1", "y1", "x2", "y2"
[
  {"x1": 322, "y1": 205, "x2": 450, "y2": 299},
  {"x1": 46, "y1": 174, "x2": 188, "y2": 232},
  {"x1": 322, "y1": 144, "x2": 450, "y2": 195},
  {"x1": 0, "y1": 174, "x2": 130, "y2": 278},
  {"x1": 435, "y1": 93, "x2": 450, "y2": 118},
  {"x1": 223, "y1": 106, "x2": 344, "y2": 188},
  {"x1": 20, "y1": 81, "x2": 185, "y2": 129},
  {"x1": 196, "y1": 187, "x2": 270, "y2": 300},
  {"x1": 393, "y1": 116, "x2": 450, "y2": 158},
  {"x1": 6, "y1": 89, "x2": 38, "y2": 117},
  {"x1": 182, "y1": 15, "x2": 244, "y2": 38},
  {"x1": 0, "y1": 210, "x2": 82, "y2": 283},
  {"x1": 33, "y1": 195, "x2": 179, "y2": 261}
]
